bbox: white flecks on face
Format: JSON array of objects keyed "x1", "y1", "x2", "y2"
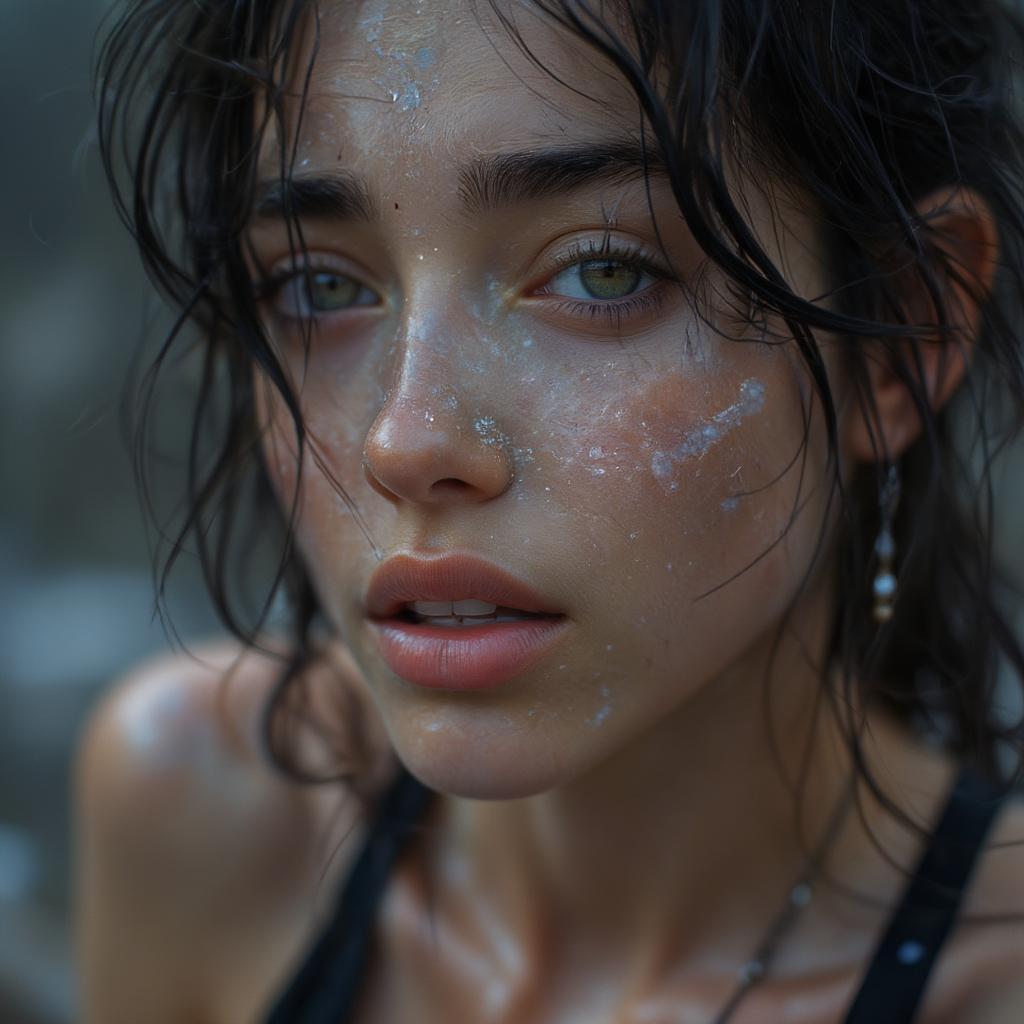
[
  {"x1": 359, "y1": 2, "x2": 442, "y2": 114},
  {"x1": 473, "y1": 415, "x2": 536, "y2": 465},
  {"x1": 649, "y1": 378, "x2": 766, "y2": 492},
  {"x1": 586, "y1": 685, "x2": 613, "y2": 728}
]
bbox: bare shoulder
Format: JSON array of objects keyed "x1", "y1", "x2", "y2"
[
  {"x1": 924, "y1": 793, "x2": 1024, "y2": 1023},
  {"x1": 75, "y1": 635, "x2": 385, "y2": 1024}
]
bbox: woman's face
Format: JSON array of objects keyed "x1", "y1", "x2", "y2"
[{"x1": 250, "y1": 0, "x2": 837, "y2": 799}]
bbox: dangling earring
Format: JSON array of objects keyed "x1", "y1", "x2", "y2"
[{"x1": 872, "y1": 464, "x2": 902, "y2": 624}]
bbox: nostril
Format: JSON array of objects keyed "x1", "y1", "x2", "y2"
[{"x1": 431, "y1": 478, "x2": 473, "y2": 493}]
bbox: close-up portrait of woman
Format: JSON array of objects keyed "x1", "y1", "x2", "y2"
[{"x1": 71, "y1": 0, "x2": 1024, "y2": 1021}]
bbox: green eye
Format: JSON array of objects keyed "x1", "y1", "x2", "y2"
[
  {"x1": 547, "y1": 257, "x2": 651, "y2": 302},
  {"x1": 577, "y1": 260, "x2": 643, "y2": 300},
  {"x1": 306, "y1": 272, "x2": 363, "y2": 310},
  {"x1": 270, "y1": 269, "x2": 378, "y2": 318}
]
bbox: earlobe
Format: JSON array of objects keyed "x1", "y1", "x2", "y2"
[{"x1": 844, "y1": 187, "x2": 1000, "y2": 464}]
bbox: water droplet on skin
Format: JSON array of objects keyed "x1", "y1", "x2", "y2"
[
  {"x1": 721, "y1": 496, "x2": 740, "y2": 512},
  {"x1": 589, "y1": 446, "x2": 604, "y2": 459},
  {"x1": 606, "y1": 644, "x2": 614, "y2": 652},
  {"x1": 628, "y1": 531, "x2": 639, "y2": 541},
  {"x1": 666, "y1": 562, "x2": 673, "y2": 572}
]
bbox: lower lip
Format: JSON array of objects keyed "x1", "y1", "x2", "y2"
[{"x1": 368, "y1": 617, "x2": 569, "y2": 690}]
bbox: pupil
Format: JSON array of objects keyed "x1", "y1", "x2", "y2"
[
  {"x1": 308, "y1": 272, "x2": 358, "y2": 310},
  {"x1": 580, "y1": 260, "x2": 641, "y2": 300}
]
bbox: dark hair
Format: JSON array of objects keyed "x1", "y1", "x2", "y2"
[{"x1": 96, "y1": 0, "x2": 1024, "y2": 832}]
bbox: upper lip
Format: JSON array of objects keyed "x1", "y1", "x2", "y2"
[{"x1": 365, "y1": 553, "x2": 564, "y2": 619}]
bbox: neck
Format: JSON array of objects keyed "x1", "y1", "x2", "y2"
[{"x1": 422, "y1": 573, "x2": 941, "y2": 994}]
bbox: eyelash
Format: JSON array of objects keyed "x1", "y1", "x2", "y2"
[
  {"x1": 253, "y1": 237, "x2": 674, "y2": 329},
  {"x1": 252, "y1": 264, "x2": 377, "y2": 320},
  {"x1": 533, "y1": 237, "x2": 673, "y2": 329}
]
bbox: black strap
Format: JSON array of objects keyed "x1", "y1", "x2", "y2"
[
  {"x1": 843, "y1": 765, "x2": 1009, "y2": 1023},
  {"x1": 264, "y1": 766, "x2": 433, "y2": 1024}
]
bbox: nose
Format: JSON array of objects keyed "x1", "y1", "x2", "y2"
[{"x1": 362, "y1": 383, "x2": 515, "y2": 507}]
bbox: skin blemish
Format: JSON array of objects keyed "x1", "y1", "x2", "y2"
[{"x1": 649, "y1": 378, "x2": 766, "y2": 492}]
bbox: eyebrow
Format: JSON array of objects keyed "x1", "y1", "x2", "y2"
[
  {"x1": 457, "y1": 140, "x2": 665, "y2": 214},
  {"x1": 253, "y1": 140, "x2": 665, "y2": 223},
  {"x1": 254, "y1": 170, "x2": 377, "y2": 222}
]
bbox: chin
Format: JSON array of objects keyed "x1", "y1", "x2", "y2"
[{"x1": 388, "y1": 714, "x2": 570, "y2": 801}]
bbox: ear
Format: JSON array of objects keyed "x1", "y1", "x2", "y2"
[{"x1": 844, "y1": 187, "x2": 999, "y2": 463}]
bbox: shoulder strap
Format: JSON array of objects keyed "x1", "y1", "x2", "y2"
[
  {"x1": 264, "y1": 766, "x2": 434, "y2": 1024},
  {"x1": 843, "y1": 764, "x2": 1010, "y2": 1024}
]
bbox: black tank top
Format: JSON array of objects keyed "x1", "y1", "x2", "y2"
[{"x1": 265, "y1": 764, "x2": 1010, "y2": 1024}]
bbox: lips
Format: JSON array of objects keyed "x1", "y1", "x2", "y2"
[
  {"x1": 364, "y1": 553, "x2": 569, "y2": 690},
  {"x1": 365, "y1": 553, "x2": 564, "y2": 620}
]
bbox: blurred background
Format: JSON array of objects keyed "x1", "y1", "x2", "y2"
[
  {"x1": 2, "y1": 3, "x2": 1024, "y2": 1023},
  {"x1": 1, "y1": 3, "x2": 221, "y2": 1021}
]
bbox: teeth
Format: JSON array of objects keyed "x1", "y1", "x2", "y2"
[
  {"x1": 410, "y1": 599, "x2": 499, "y2": 617},
  {"x1": 416, "y1": 613, "x2": 530, "y2": 628},
  {"x1": 412, "y1": 600, "x2": 455, "y2": 616},
  {"x1": 453, "y1": 599, "x2": 498, "y2": 615}
]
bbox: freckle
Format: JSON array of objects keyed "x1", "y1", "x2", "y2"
[{"x1": 395, "y1": 203, "x2": 400, "y2": 210}]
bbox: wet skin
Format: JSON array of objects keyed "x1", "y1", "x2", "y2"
[{"x1": 243, "y1": 1, "x2": 997, "y2": 1019}]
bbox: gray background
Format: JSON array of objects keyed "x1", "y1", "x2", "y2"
[
  {"x1": 2, "y1": 3, "x2": 1024, "y2": 1023},
  {"x1": 1, "y1": 3, "x2": 219, "y2": 1020}
]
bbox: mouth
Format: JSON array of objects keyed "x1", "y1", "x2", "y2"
[
  {"x1": 365, "y1": 555, "x2": 569, "y2": 690},
  {"x1": 393, "y1": 599, "x2": 556, "y2": 628}
]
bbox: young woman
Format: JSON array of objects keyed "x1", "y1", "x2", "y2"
[{"x1": 77, "y1": 0, "x2": 1024, "y2": 1021}]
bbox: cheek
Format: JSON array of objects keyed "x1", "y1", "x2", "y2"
[
  {"x1": 525, "y1": 361, "x2": 803, "y2": 537},
  {"x1": 519, "y1": 356, "x2": 819, "y2": 638},
  {"x1": 252, "y1": 368, "x2": 376, "y2": 579}
]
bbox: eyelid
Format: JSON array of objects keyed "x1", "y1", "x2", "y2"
[
  {"x1": 253, "y1": 251, "x2": 383, "y2": 311},
  {"x1": 528, "y1": 233, "x2": 675, "y2": 295}
]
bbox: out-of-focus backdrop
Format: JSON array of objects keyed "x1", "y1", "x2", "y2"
[
  {"x1": 2, "y1": 3, "x2": 1024, "y2": 1024},
  {"x1": 1, "y1": 3, "x2": 220, "y2": 1021}
]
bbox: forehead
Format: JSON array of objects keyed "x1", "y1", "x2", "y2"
[{"x1": 275, "y1": 0, "x2": 642, "y2": 176}]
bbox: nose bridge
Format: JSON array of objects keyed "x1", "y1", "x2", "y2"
[{"x1": 362, "y1": 299, "x2": 515, "y2": 504}]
